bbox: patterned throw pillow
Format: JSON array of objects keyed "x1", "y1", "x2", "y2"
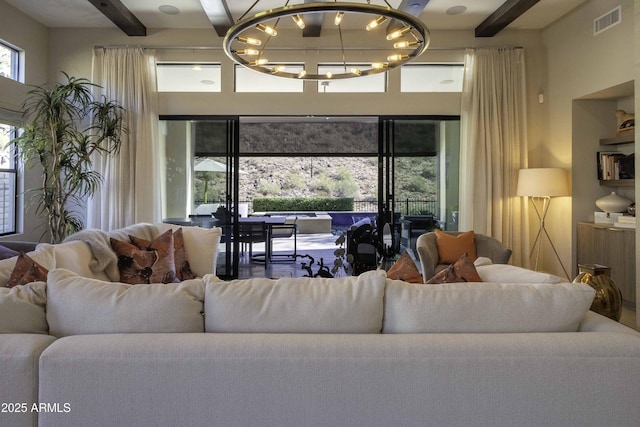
[
  {"x1": 6, "y1": 252, "x2": 49, "y2": 288},
  {"x1": 132, "y1": 228, "x2": 195, "y2": 281},
  {"x1": 127, "y1": 229, "x2": 178, "y2": 284},
  {"x1": 434, "y1": 229, "x2": 477, "y2": 263},
  {"x1": 110, "y1": 238, "x2": 159, "y2": 285},
  {"x1": 426, "y1": 253, "x2": 482, "y2": 284},
  {"x1": 386, "y1": 250, "x2": 423, "y2": 283}
]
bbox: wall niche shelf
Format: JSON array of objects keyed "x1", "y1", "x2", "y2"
[
  {"x1": 600, "y1": 134, "x2": 634, "y2": 145},
  {"x1": 598, "y1": 133, "x2": 634, "y2": 187},
  {"x1": 599, "y1": 179, "x2": 635, "y2": 187}
]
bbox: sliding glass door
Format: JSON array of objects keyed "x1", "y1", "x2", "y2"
[{"x1": 160, "y1": 116, "x2": 240, "y2": 279}]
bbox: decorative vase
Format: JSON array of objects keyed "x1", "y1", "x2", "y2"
[
  {"x1": 572, "y1": 264, "x2": 622, "y2": 321},
  {"x1": 595, "y1": 192, "x2": 633, "y2": 213}
]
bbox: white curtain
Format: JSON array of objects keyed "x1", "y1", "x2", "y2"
[
  {"x1": 459, "y1": 48, "x2": 529, "y2": 267},
  {"x1": 88, "y1": 48, "x2": 161, "y2": 230}
]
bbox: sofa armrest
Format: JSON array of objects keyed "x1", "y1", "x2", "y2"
[{"x1": 578, "y1": 310, "x2": 640, "y2": 335}]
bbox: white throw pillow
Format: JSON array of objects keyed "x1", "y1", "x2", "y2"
[
  {"x1": 155, "y1": 223, "x2": 221, "y2": 277},
  {"x1": 383, "y1": 280, "x2": 595, "y2": 333},
  {"x1": 46, "y1": 269, "x2": 205, "y2": 337},
  {"x1": 475, "y1": 263, "x2": 563, "y2": 284},
  {"x1": 0, "y1": 282, "x2": 48, "y2": 334},
  {"x1": 203, "y1": 270, "x2": 386, "y2": 333},
  {"x1": 0, "y1": 245, "x2": 55, "y2": 287}
]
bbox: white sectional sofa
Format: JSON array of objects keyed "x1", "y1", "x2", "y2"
[{"x1": 1, "y1": 223, "x2": 640, "y2": 427}]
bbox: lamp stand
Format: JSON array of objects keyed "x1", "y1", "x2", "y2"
[{"x1": 529, "y1": 196, "x2": 570, "y2": 280}]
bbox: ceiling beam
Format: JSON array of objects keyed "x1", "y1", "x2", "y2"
[
  {"x1": 475, "y1": 0, "x2": 540, "y2": 37},
  {"x1": 386, "y1": 0, "x2": 430, "y2": 36},
  {"x1": 303, "y1": 0, "x2": 324, "y2": 37},
  {"x1": 199, "y1": 0, "x2": 234, "y2": 37},
  {"x1": 87, "y1": 0, "x2": 146, "y2": 36}
]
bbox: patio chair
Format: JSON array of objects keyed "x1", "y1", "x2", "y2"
[
  {"x1": 416, "y1": 231, "x2": 512, "y2": 282},
  {"x1": 238, "y1": 221, "x2": 268, "y2": 267},
  {"x1": 268, "y1": 217, "x2": 298, "y2": 263}
]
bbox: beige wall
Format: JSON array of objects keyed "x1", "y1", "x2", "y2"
[
  {"x1": 0, "y1": 0, "x2": 563, "y2": 253},
  {"x1": 0, "y1": 0, "x2": 49, "y2": 242},
  {"x1": 44, "y1": 26, "x2": 547, "y2": 230},
  {"x1": 543, "y1": 0, "x2": 635, "y2": 280}
]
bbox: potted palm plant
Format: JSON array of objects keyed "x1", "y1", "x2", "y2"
[{"x1": 10, "y1": 73, "x2": 126, "y2": 243}]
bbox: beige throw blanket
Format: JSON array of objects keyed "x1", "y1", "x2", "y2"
[{"x1": 64, "y1": 223, "x2": 158, "y2": 281}]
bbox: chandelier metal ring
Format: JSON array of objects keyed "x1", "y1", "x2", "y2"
[{"x1": 223, "y1": 2, "x2": 431, "y2": 80}]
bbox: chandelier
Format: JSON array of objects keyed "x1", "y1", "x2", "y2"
[{"x1": 223, "y1": 1, "x2": 431, "y2": 80}]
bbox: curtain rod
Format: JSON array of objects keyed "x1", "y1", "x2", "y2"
[{"x1": 94, "y1": 45, "x2": 523, "y2": 51}]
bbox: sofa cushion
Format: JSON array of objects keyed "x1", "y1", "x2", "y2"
[
  {"x1": 474, "y1": 261, "x2": 563, "y2": 284},
  {"x1": 155, "y1": 223, "x2": 221, "y2": 277},
  {"x1": 0, "y1": 282, "x2": 48, "y2": 334},
  {"x1": 383, "y1": 280, "x2": 595, "y2": 333},
  {"x1": 203, "y1": 270, "x2": 386, "y2": 333},
  {"x1": 46, "y1": 269, "x2": 205, "y2": 337},
  {"x1": 426, "y1": 253, "x2": 482, "y2": 284},
  {"x1": 435, "y1": 229, "x2": 477, "y2": 263},
  {"x1": 386, "y1": 250, "x2": 423, "y2": 283}
]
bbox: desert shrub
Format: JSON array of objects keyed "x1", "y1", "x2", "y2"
[
  {"x1": 256, "y1": 179, "x2": 280, "y2": 196},
  {"x1": 253, "y1": 197, "x2": 354, "y2": 212},
  {"x1": 283, "y1": 172, "x2": 305, "y2": 190},
  {"x1": 405, "y1": 176, "x2": 431, "y2": 193}
]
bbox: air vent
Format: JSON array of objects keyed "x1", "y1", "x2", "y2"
[{"x1": 594, "y1": 6, "x2": 621, "y2": 36}]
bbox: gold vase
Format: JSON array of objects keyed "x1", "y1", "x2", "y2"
[{"x1": 572, "y1": 264, "x2": 622, "y2": 321}]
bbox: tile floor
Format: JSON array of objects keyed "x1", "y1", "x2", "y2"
[{"x1": 235, "y1": 232, "x2": 345, "y2": 279}]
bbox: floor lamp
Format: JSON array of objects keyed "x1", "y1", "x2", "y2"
[{"x1": 516, "y1": 168, "x2": 570, "y2": 279}]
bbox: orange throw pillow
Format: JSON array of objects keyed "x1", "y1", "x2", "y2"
[
  {"x1": 435, "y1": 229, "x2": 477, "y2": 264},
  {"x1": 386, "y1": 250, "x2": 423, "y2": 284},
  {"x1": 6, "y1": 252, "x2": 49, "y2": 288},
  {"x1": 426, "y1": 253, "x2": 482, "y2": 284}
]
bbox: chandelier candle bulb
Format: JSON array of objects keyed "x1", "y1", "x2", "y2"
[
  {"x1": 256, "y1": 23, "x2": 277, "y2": 36},
  {"x1": 223, "y1": 2, "x2": 430, "y2": 80},
  {"x1": 236, "y1": 36, "x2": 261, "y2": 46},
  {"x1": 394, "y1": 40, "x2": 418, "y2": 49},
  {"x1": 292, "y1": 14, "x2": 305, "y2": 29},
  {"x1": 386, "y1": 26, "x2": 411, "y2": 40},
  {"x1": 237, "y1": 49, "x2": 259, "y2": 56},
  {"x1": 251, "y1": 58, "x2": 269, "y2": 66},
  {"x1": 366, "y1": 16, "x2": 387, "y2": 31},
  {"x1": 387, "y1": 54, "x2": 409, "y2": 62}
]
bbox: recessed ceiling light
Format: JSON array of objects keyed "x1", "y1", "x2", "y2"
[
  {"x1": 201, "y1": 80, "x2": 216, "y2": 85},
  {"x1": 440, "y1": 79, "x2": 455, "y2": 85},
  {"x1": 446, "y1": 6, "x2": 467, "y2": 16},
  {"x1": 159, "y1": 5, "x2": 180, "y2": 15}
]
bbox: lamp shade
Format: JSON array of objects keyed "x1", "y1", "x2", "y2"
[{"x1": 516, "y1": 168, "x2": 570, "y2": 197}]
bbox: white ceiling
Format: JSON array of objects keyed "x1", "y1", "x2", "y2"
[{"x1": 5, "y1": 0, "x2": 588, "y2": 32}]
